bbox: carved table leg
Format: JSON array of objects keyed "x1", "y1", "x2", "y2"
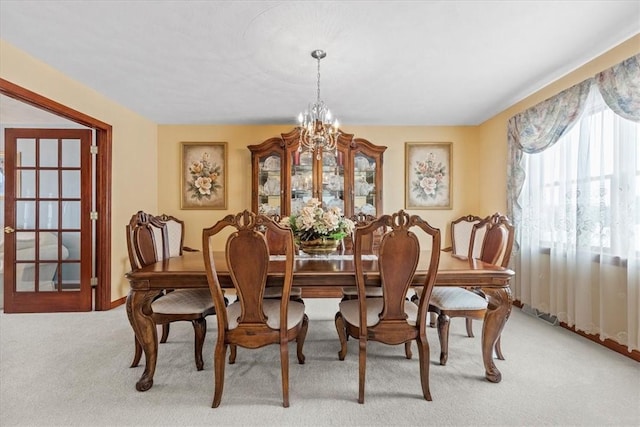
[
  {"x1": 126, "y1": 288, "x2": 159, "y2": 391},
  {"x1": 480, "y1": 286, "x2": 512, "y2": 383}
]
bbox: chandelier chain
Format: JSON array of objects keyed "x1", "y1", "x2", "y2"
[{"x1": 316, "y1": 55, "x2": 321, "y2": 105}]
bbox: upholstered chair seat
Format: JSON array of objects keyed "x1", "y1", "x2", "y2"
[
  {"x1": 226, "y1": 299, "x2": 306, "y2": 330},
  {"x1": 339, "y1": 297, "x2": 419, "y2": 327},
  {"x1": 428, "y1": 287, "x2": 488, "y2": 312},
  {"x1": 152, "y1": 288, "x2": 214, "y2": 314}
]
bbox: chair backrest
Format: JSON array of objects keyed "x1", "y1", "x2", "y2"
[
  {"x1": 264, "y1": 214, "x2": 292, "y2": 255},
  {"x1": 156, "y1": 214, "x2": 185, "y2": 258},
  {"x1": 202, "y1": 210, "x2": 295, "y2": 333},
  {"x1": 126, "y1": 211, "x2": 169, "y2": 270},
  {"x1": 342, "y1": 213, "x2": 379, "y2": 254},
  {"x1": 450, "y1": 214, "x2": 486, "y2": 257},
  {"x1": 470, "y1": 213, "x2": 515, "y2": 267},
  {"x1": 353, "y1": 210, "x2": 441, "y2": 333}
]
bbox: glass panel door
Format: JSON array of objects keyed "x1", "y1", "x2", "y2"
[
  {"x1": 290, "y1": 151, "x2": 313, "y2": 215},
  {"x1": 257, "y1": 152, "x2": 282, "y2": 217},
  {"x1": 321, "y1": 151, "x2": 345, "y2": 214},
  {"x1": 353, "y1": 153, "x2": 377, "y2": 216},
  {"x1": 3, "y1": 128, "x2": 92, "y2": 313}
]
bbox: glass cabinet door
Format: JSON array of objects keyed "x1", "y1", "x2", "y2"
[
  {"x1": 290, "y1": 151, "x2": 314, "y2": 215},
  {"x1": 320, "y1": 150, "x2": 345, "y2": 214},
  {"x1": 257, "y1": 153, "x2": 282, "y2": 216},
  {"x1": 353, "y1": 153, "x2": 377, "y2": 216}
]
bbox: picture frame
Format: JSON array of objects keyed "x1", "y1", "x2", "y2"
[
  {"x1": 180, "y1": 142, "x2": 227, "y2": 210},
  {"x1": 405, "y1": 142, "x2": 452, "y2": 209}
]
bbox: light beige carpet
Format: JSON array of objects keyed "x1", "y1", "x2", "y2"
[{"x1": 1, "y1": 299, "x2": 638, "y2": 426}]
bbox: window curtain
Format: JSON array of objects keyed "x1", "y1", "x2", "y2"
[{"x1": 507, "y1": 54, "x2": 640, "y2": 352}]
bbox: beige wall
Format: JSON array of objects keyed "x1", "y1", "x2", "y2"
[
  {"x1": 0, "y1": 40, "x2": 159, "y2": 301},
  {"x1": 158, "y1": 125, "x2": 482, "y2": 252}
]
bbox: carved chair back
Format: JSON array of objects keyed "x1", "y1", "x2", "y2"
[
  {"x1": 450, "y1": 214, "x2": 486, "y2": 258},
  {"x1": 202, "y1": 210, "x2": 296, "y2": 336},
  {"x1": 354, "y1": 210, "x2": 441, "y2": 337},
  {"x1": 470, "y1": 213, "x2": 515, "y2": 267}
]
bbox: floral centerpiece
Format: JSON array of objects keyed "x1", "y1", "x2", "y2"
[{"x1": 280, "y1": 198, "x2": 355, "y2": 255}]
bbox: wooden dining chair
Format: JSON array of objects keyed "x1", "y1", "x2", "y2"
[
  {"x1": 426, "y1": 214, "x2": 487, "y2": 330},
  {"x1": 150, "y1": 213, "x2": 204, "y2": 344},
  {"x1": 334, "y1": 210, "x2": 441, "y2": 403},
  {"x1": 262, "y1": 213, "x2": 303, "y2": 303},
  {"x1": 202, "y1": 210, "x2": 309, "y2": 408},
  {"x1": 417, "y1": 213, "x2": 514, "y2": 365},
  {"x1": 339, "y1": 213, "x2": 383, "y2": 301},
  {"x1": 126, "y1": 211, "x2": 215, "y2": 371}
]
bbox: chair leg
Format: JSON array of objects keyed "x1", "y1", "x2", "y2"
[
  {"x1": 192, "y1": 318, "x2": 207, "y2": 371},
  {"x1": 404, "y1": 341, "x2": 412, "y2": 359},
  {"x1": 495, "y1": 335, "x2": 505, "y2": 360},
  {"x1": 429, "y1": 312, "x2": 437, "y2": 328},
  {"x1": 212, "y1": 342, "x2": 227, "y2": 408},
  {"x1": 465, "y1": 318, "x2": 474, "y2": 338},
  {"x1": 130, "y1": 337, "x2": 142, "y2": 368},
  {"x1": 296, "y1": 314, "x2": 309, "y2": 364},
  {"x1": 436, "y1": 314, "x2": 451, "y2": 366},
  {"x1": 160, "y1": 323, "x2": 170, "y2": 343},
  {"x1": 228, "y1": 345, "x2": 237, "y2": 364},
  {"x1": 280, "y1": 341, "x2": 290, "y2": 408},
  {"x1": 416, "y1": 336, "x2": 432, "y2": 401},
  {"x1": 358, "y1": 338, "x2": 367, "y2": 404},
  {"x1": 335, "y1": 312, "x2": 348, "y2": 360}
]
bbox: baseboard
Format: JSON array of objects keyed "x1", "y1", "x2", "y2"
[
  {"x1": 110, "y1": 296, "x2": 126, "y2": 309},
  {"x1": 513, "y1": 299, "x2": 639, "y2": 362}
]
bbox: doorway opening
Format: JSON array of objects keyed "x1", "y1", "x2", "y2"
[{"x1": 0, "y1": 78, "x2": 112, "y2": 311}]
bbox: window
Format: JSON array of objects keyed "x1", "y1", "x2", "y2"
[{"x1": 521, "y1": 86, "x2": 640, "y2": 257}]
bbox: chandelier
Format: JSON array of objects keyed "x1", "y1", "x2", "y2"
[{"x1": 297, "y1": 49, "x2": 340, "y2": 159}]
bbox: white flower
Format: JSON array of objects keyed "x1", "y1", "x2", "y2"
[
  {"x1": 195, "y1": 176, "x2": 212, "y2": 195},
  {"x1": 420, "y1": 177, "x2": 437, "y2": 196}
]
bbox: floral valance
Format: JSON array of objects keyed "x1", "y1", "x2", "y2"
[
  {"x1": 596, "y1": 54, "x2": 640, "y2": 122},
  {"x1": 509, "y1": 80, "x2": 591, "y2": 154},
  {"x1": 509, "y1": 53, "x2": 640, "y2": 154}
]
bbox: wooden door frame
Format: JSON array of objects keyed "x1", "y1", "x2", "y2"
[{"x1": 1, "y1": 78, "x2": 113, "y2": 311}]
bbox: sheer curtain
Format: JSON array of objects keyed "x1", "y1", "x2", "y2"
[{"x1": 507, "y1": 55, "x2": 640, "y2": 353}]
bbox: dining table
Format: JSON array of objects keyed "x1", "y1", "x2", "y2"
[{"x1": 125, "y1": 250, "x2": 515, "y2": 392}]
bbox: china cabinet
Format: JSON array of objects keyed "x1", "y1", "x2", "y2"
[{"x1": 248, "y1": 127, "x2": 386, "y2": 218}]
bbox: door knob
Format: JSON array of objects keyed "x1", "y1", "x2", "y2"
[{"x1": 4, "y1": 226, "x2": 15, "y2": 234}]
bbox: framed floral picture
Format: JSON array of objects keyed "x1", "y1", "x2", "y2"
[
  {"x1": 405, "y1": 142, "x2": 452, "y2": 209},
  {"x1": 181, "y1": 142, "x2": 227, "y2": 209}
]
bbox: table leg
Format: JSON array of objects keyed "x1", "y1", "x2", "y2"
[
  {"x1": 126, "y1": 288, "x2": 159, "y2": 391},
  {"x1": 481, "y1": 286, "x2": 513, "y2": 383}
]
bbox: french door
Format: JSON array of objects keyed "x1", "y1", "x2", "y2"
[{"x1": 3, "y1": 128, "x2": 93, "y2": 313}]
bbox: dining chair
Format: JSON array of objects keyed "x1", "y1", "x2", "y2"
[
  {"x1": 339, "y1": 213, "x2": 383, "y2": 301},
  {"x1": 263, "y1": 213, "x2": 303, "y2": 303},
  {"x1": 417, "y1": 213, "x2": 514, "y2": 366},
  {"x1": 151, "y1": 213, "x2": 204, "y2": 343},
  {"x1": 334, "y1": 210, "x2": 441, "y2": 403},
  {"x1": 157, "y1": 213, "x2": 200, "y2": 256},
  {"x1": 430, "y1": 214, "x2": 488, "y2": 332},
  {"x1": 126, "y1": 211, "x2": 215, "y2": 371},
  {"x1": 202, "y1": 210, "x2": 309, "y2": 408}
]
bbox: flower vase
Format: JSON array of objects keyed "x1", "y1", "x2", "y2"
[{"x1": 299, "y1": 238, "x2": 340, "y2": 256}]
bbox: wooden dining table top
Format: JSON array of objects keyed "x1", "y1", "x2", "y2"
[{"x1": 126, "y1": 250, "x2": 515, "y2": 290}]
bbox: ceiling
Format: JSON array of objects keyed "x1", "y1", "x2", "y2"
[{"x1": 1, "y1": 1, "x2": 639, "y2": 126}]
